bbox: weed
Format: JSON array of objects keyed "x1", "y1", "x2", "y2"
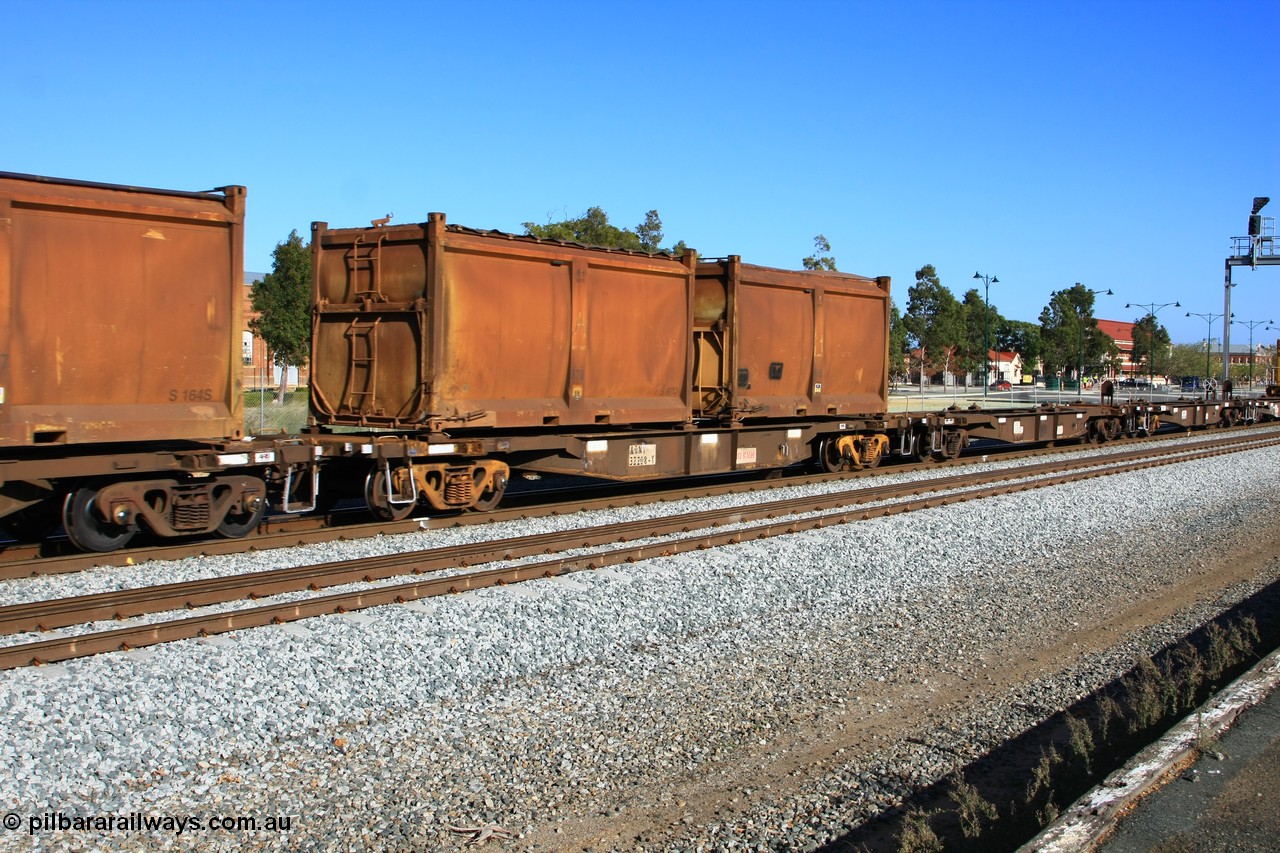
[
  {"x1": 896, "y1": 808, "x2": 943, "y2": 853},
  {"x1": 1036, "y1": 799, "x2": 1060, "y2": 828},
  {"x1": 1065, "y1": 713, "x2": 1095, "y2": 775},
  {"x1": 1095, "y1": 694, "x2": 1121, "y2": 746},
  {"x1": 243, "y1": 389, "x2": 310, "y2": 435},
  {"x1": 1158, "y1": 655, "x2": 1180, "y2": 716},
  {"x1": 1025, "y1": 744, "x2": 1060, "y2": 803},
  {"x1": 1204, "y1": 622, "x2": 1231, "y2": 679},
  {"x1": 1228, "y1": 616, "x2": 1259, "y2": 661},
  {"x1": 1192, "y1": 710, "x2": 1221, "y2": 757},
  {"x1": 947, "y1": 773, "x2": 998, "y2": 839},
  {"x1": 1124, "y1": 656, "x2": 1165, "y2": 733},
  {"x1": 1171, "y1": 642, "x2": 1205, "y2": 711}
]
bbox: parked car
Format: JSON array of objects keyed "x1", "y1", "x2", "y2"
[
  {"x1": 1181, "y1": 377, "x2": 1203, "y2": 390},
  {"x1": 988, "y1": 380, "x2": 1012, "y2": 391}
]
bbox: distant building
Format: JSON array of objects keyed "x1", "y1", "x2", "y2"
[
  {"x1": 987, "y1": 350, "x2": 1022, "y2": 382},
  {"x1": 1204, "y1": 342, "x2": 1272, "y2": 384},
  {"x1": 1096, "y1": 319, "x2": 1137, "y2": 377},
  {"x1": 242, "y1": 272, "x2": 309, "y2": 390}
]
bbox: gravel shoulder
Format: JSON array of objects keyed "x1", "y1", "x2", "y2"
[{"x1": 0, "y1": 443, "x2": 1277, "y2": 852}]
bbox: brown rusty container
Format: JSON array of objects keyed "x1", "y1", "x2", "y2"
[
  {"x1": 310, "y1": 214, "x2": 697, "y2": 431},
  {"x1": 694, "y1": 257, "x2": 890, "y2": 420},
  {"x1": 0, "y1": 172, "x2": 246, "y2": 447}
]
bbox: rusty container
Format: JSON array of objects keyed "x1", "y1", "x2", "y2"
[
  {"x1": 310, "y1": 214, "x2": 697, "y2": 431},
  {"x1": 0, "y1": 172, "x2": 246, "y2": 447},
  {"x1": 694, "y1": 257, "x2": 890, "y2": 420}
]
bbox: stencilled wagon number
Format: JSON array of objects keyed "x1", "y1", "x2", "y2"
[
  {"x1": 627, "y1": 443, "x2": 657, "y2": 467},
  {"x1": 169, "y1": 388, "x2": 214, "y2": 402}
]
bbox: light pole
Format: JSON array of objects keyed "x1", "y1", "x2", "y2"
[
  {"x1": 1231, "y1": 316, "x2": 1274, "y2": 386},
  {"x1": 1186, "y1": 311, "x2": 1225, "y2": 384},
  {"x1": 1125, "y1": 300, "x2": 1180, "y2": 391},
  {"x1": 1077, "y1": 285, "x2": 1112, "y2": 391},
  {"x1": 974, "y1": 271, "x2": 998, "y2": 396}
]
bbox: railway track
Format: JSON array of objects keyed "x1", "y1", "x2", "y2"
[
  {"x1": 3, "y1": 421, "x2": 1274, "y2": 580},
  {"x1": 2, "y1": 429, "x2": 1276, "y2": 670}
]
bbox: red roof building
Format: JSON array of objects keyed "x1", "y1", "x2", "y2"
[{"x1": 1096, "y1": 319, "x2": 1137, "y2": 376}]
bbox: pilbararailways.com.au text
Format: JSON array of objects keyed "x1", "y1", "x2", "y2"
[{"x1": 5, "y1": 810, "x2": 294, "y2": 836}]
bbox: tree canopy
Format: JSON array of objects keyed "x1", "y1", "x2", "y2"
[
  {"x1": 1168, "y1": 342, "x2": 1218, "y2": 380},
  {"x1": 249, "y1": 229, "x2": 311, "y2": 401},
  {"x1": 1129, "y1": 314, "x2": 1174, "y2": 379},
  {"x1": 958, "y1": 287, "x2": 1005, "y2": 379},
  {"x1": 523, "y1": 207, "x2": 686, "y2": 255},
  {"x1": 902, "y1": 265, "x2": 965, "y2": 381},
  {"x1": 997, "y1": 319, "x2": 1043, "y2": 375},
  {"x1": 802, "y1": 235, "x2": 838, "y2": 271},
  {"x1": 888, "y1": 300, "x2": 908, "y2": 380},
  {"x1": 1037, "y1": 284, "x2": 1113, "y2": 378}
]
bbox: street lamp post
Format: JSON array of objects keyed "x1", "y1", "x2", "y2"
[
  {"x1": 1124, "y1": 300, "x2": 1180, "y2": 393},
  {"x1": 1186, "y1": 311, "x2": 1225, "y2": 385},
  {"x1": 974, "y1": 272, "x2": 998, "y2": 396},
  {"x1": 1077, "y1": 285, "x2": 1112, "y2": 392},
  {"x1": 1231, "y1": 316, "x2": 1274, "y2": 386}
]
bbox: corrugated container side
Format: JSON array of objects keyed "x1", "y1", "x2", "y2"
[
  {"x1": 0, "y1": 173, "x2": 246, "y2": 447},
  {"x1": 698, "y1": 258, "x2": 889, "y2": 419},
  {"x1": 311, "y1": 214, "x2": 696, "y2": 431}
]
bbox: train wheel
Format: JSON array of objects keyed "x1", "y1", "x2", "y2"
[
  {"x1": 471, "y1": 472, "x2": 508, "y2": 512},
  {"x1": 911, "y1": 432, "x2": 934, "y2": 463},
  {"x1": 215, "y1": 500, "x2": 266, "y2": 539},
  {"x1": 62, "y1": 487, "x2": 136, "y2": 553},
  {"x1": 940, "y1": 430, "x2": 967, "y2": 460},
  {"x1": 364, "y1": 465, "x2": 416, "y2": 521},
  {"x1": 818, "y1": 438, "x2": 851, "y2": 473}
]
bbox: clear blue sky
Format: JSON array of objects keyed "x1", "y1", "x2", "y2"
[{"x1": 3, "y1": 0, "x2": 1277, "y2": 346}]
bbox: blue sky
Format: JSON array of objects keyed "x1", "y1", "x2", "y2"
[{"x1": 3, "y1": 0, "x2": 1277, "y2": 345}]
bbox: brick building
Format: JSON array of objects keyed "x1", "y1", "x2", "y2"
[{"x1": 242, "y1": 272, "x2": 309, "y2": 391}]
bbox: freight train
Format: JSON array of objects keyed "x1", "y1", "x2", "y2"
[{"x1": 1, "y1": 171, "x2": 1273, "y2": 552}]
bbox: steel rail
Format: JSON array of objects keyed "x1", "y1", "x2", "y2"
[
  {"x1": 1, "y1": 434, "x2": 1276, "y2": 670},
  {"x1": 4, "y1": 424, "x2": 1276, "y2": 580},
  {"x1": 3, "y1": 432, "x2": 1275, "y2": 637}
]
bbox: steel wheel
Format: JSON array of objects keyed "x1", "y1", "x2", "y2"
[
  {"x1": 62, "y1": 487, "x2": 136, "y2": 553},
  {"x1": 364, "y1": 465, "x2": 415, "y2": 521},
  {"x1": 471, "y1": 472, "x2": 507, "y2": 512},
  {"x1": 911, "y1": 431, "x2": 934, "y2": 463},
  {"x1": 215, "y1": 492, "x2": 267, "y2": 539},
  {"x1": 818, "y1": 437, "x2": 852, "y2": 473}
]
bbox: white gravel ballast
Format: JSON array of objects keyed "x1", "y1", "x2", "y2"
[{"x1": 0, "y1": 439, "x2": 1278, "y2": 852}]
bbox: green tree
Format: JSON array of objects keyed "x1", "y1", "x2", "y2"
[
  {"x1": 523, "y1": 207, "x2": 684, "y2": 254},
  {"x1": 1038, "y1": 284, "x2": 1111, "y2": 379},
  {"x1": 902, "y1": 264, "x2": 964, "y2": 384},
  {"x1": 249, "y1": 229, "x2": 312, "y2": 404},
  {"x1": 998, "y1": 319, "x2": 1043, "y2": 380},
  {"x1": 636, "y1": 210, "x2": 663, "y2": 252},
  {"x1": 802, "y1": 235, "x2": 838, "y2": 271},
  {"x1": 889, "y1": 299, "x2": 908, "y2": 381},
  {"x1": 1169, "y1": 342, "x2": 1219, "y2": 381},
  {"x1": 959, "y1": 288, "x2": 1005, "y2": 382},
  {"x1": 1130, "y1": 314, "x2": 1174, "y2": 380}
]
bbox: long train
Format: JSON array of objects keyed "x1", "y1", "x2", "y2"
[{"x1": 1, "y1": 171, "x2": 1275, "y2": 553}]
